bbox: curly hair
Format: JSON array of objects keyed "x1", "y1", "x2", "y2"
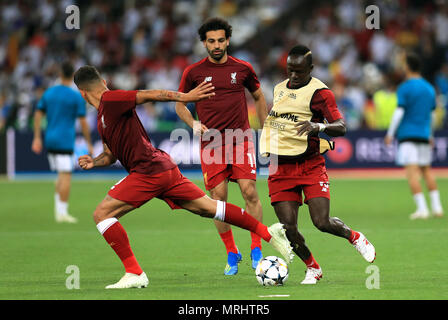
[{"x1": 198, "y1": 17, "x2": 232, "y2": 41}]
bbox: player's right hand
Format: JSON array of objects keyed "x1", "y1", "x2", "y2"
[
  {"x1": 78, "y1": 155, "x2": 94, "y2": 170},
  {"x1": 184, "y1": 81, "x2": 215, "y2": 102},
  {"x1": 31, "y1": 137, "x2": 43, "y2": 154},
  {"x1": 193, "y1": 120, "x2": 209, "y2": 136}
]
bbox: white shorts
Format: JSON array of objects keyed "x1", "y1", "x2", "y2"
[
  {"x1": 396, "y1": 141, "x2": 432, "y2": 166},
  {"x1": 48, "y1": 153, "x2": 74, "y2": 173}
]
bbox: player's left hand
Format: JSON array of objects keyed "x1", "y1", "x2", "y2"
[
  {"x1": 31, "y1": 137, "x2": 43, "y2": 154},
  {"x1": 295, "y1": 120, "x2": 319, "y2": 136},
  {"x1": 78, "y1": 155, "x2": 94, "y2": 170},
  {"x1": 384, "y1": 136, "x2": 393, "y2": 146}
]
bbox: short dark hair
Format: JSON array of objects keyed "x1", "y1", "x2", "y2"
[
  {"x1": 73, "y1": 65, "x2": 102, "y2": 90},
  {"x1": 198, "y1": 17, "x2": 232, "y2": 41},
  {"x1": 61, "y1": 62, "x2": 74, "y2": 79},
  {"x1": 405, "y1": 52, "x2": 421, "y2": 72},
  {"x1": 288, "y1": 45, "x2": 313, "y2": 67}
]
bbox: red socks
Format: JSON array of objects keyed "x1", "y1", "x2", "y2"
[
  {"x1": 219, "y1": 229, "x2": 262, "y2": 253},
  {"x1": 219, "y1": 229, "x2": 239, "y2": 254},
  {"x1": 303, "y1": 253, "x2": 320, "y2": 269},
  {"x1": 250, "y1": 232, "x2": 262, "y2": 250},
  {"x1": 219, "y1": 202, "x2": 271, "y2": 242},
  {"x1": 348, "y1": 230, "x2": 360, "y2": 244},
  {"x1": 97, "y1": 218, "x2": 143, "y2": 275}
]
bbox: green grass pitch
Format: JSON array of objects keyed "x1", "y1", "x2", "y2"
[{"x1": 0, "y1": 176, "x2": 447, "y2": 300}]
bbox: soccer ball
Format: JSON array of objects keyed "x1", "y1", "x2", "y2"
[{"x1": 255, "y1": 256, "x2": 289, "y2": 286}]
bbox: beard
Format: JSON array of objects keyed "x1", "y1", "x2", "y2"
[{"x1": 207, "y1": 47, "x2": 227, "y2": 62}]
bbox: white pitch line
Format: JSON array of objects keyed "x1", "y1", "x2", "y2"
[{"x1": 258, "y1": 294, "x2": 290, "y2": 298}]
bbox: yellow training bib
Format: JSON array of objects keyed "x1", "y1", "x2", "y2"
[{"x1": 260, "y1": 77, "x2": 334, "y2": 157}]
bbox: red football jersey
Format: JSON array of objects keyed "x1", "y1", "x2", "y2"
[
  {"x1": 178, "y1": 56, "x2": 260, "y2": 132},
  {"x1": 97, "y1": 90, "x2": 176, "y2": 175},
  {"x1": 310, "y1": 88, "x2": 343, "y2": 123}
]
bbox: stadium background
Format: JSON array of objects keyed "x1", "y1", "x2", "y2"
[{"x1": 1, "y1": 0, "x2": 448, "y2": 178}]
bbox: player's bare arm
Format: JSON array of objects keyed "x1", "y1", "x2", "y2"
[
  {"x1": 175, "y1": 102, "x2": 209, "y2": 135},
  {"x1": 79, "y1": 143, "x2": 116, "y2": 170},
  {"x1": 136, "y1": 81, "x2": 214, "y2": 105},
  {"x1": 175, "y1": 102, "x2": 195, "y2": 128},
  {"x1": 250, "y1": 88, "x2": 268, "y2": 126},
  {"x1": 31, "y1": 109, "x2": 44, "y2": 154},
  {"x1": 78, "y1": 116, "x2": 94, "y2": 155},
  {"x1": 296, "y1": 118, "x2": 346, "y2": 137}
]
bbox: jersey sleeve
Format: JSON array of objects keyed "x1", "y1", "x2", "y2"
[
  {"x1": 178, "y1": 67, "x2": 193, "y2": 93},
  {"x1": 102, "y1": 90, "x2": 138, "y2": 115},
  {"x1": 37, "y1": 91, "x2": 47, "y2": 112},
  {"x1": 75, "y1": 91, "x2": 87, "y2": 117},
  {"x1": 396, "y1": 84, "x2": 407, "y2": 109},
  {"x1": 243, "y1": 63, "x2": 261, "y2": 93},
  {"x1": 431, "y1": 86, "x2": 436, "y2": 111},
  {"x1": 311, "y1": 89, "x2": 343, "y2": 122}
]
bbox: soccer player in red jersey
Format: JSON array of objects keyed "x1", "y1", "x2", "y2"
[
  {"x1": 73, "y1": 65, "x2": 292, "y2": 289},
  {"x1": 175, "y1": 17, "x2": 268, "y2": 275},
  {"x1": 260, "y1": 45, "x2": 376, "y2": 284}
]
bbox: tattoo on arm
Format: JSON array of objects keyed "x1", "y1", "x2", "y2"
[
  {"x1": 157, "y1": 90, "x2": 182, "y2": 101},
  {"x1": 93, "y1": 153, "x2": 108, "y2": 167},
  {"x1": 93, "y1": 152, "x2": 115, "y2": 167}
]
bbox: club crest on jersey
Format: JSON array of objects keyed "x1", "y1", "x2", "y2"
[
  {"x1": 319, "y1": 181, "x2": 329, "y2": 192},
  {"x1": 231, "y1": 72, "x2": 237, "y2": 84},
  {"x1": 204, "y1": 76, "x2": 212, "y2": 82}
]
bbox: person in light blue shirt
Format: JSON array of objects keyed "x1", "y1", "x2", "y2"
[
  {"x1": 385, "y1": 52, "x2": 443, "y2": 220},
  {"x1": 32, "y1": 62, "x2": 93, "y2": 223}
]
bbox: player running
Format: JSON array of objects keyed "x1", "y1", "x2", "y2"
[
  {"x1": 32, "y1": 62, "x2": 93, "y2": 223},
  {"x1": 259, "y1": 45, "x2": 376, "y2": 285},
  {"x1": 73, "y1": 65, "x2": 293, "y2": 289},
  {"x1": 384, "y1": 52, "x2": 444, "y2": 219},
  {"x1": 176, "y1": 17, "x2": 268, "y2": 275}
]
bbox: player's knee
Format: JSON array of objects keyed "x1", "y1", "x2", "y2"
[
  {"x1": 92, "y1": 210, "x2": 103, "y2": 224},
  {"x1": 312, "y1": 217, "x2": 330, "y2": 233},
  {"x1": 92, "y1": 204, "x2": 109, "y2": 224},
  {"x1": 241, "y1": 186, "x2": 259, "y2": 205}
]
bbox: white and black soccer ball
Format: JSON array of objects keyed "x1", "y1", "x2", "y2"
[{"x1": 255, "y1": 256, "x2": 289, "y2": 286}]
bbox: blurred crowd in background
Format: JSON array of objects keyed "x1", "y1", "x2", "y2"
[{"x1": 1, "y1": 0, "x2": 448, "y2": 135}]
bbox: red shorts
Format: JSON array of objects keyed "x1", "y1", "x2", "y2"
[
  {"x1": 268, "y1": 156, "x2": 330, "y2": 206},
  {"x1": 200, "y1": 139, "x2": 256, "y2": 190},
  {"x1": 108, "y1": 166, "x2": 206, "y2": 209}
]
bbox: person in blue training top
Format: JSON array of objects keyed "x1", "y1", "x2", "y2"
[
  {"x1": 384, "y1": 52, "x2": 444, "y2": 220},
  {"x1": 32, "y1": 62, "x2": 93, "y2": 223}
]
